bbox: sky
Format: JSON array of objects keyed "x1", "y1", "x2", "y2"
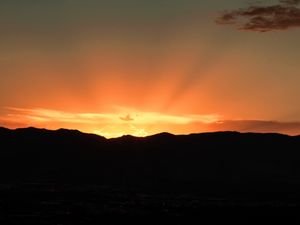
[{"x1": 1, "y1": 0, "x2": 300, "y2": 137}]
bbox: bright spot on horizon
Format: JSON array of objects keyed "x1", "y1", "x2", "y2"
[{"x1": 0, "y1": 106, "x2": 221, "y2": 138}]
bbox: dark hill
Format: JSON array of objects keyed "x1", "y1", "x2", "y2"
[{"x1": 0, "y1": 127, "x2": 300, "y2": 192}]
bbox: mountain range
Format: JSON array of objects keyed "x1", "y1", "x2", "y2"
[{"x1": 1, "y1": 127, "x2": 300, "y2": 193}]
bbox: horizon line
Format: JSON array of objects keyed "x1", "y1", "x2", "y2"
[{"x1": 0, "y1": 126, "x2": 298, "y2": 139}]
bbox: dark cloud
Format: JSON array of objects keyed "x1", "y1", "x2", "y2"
[
  {"x1": 119, "y1": 114, "x2": 134, "y2": 122},
  {"x1": 207, "y1": 120, "x2": 300, "y2": 136},
  {"x1": 280, "y1": 0, "x2": 300, "y2": 5},
  {"x1": 216, "y1": 0, "x2": 300, "y2": 32}
]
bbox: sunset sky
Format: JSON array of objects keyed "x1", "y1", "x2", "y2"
[{"x1": 1, "y1": 0, "x2": 300, "y2": 137}]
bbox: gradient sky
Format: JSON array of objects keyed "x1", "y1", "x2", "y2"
[{"x1": 1, "y1": 0, "x2": 300, "y2": 137}]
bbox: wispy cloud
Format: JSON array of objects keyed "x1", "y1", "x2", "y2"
[
  {"x1": 0, "y1": 107, "x2": 220, "y2": 137},
  {"x1": 2, "y1": 107, "x2": 220, "y2": 125},
  {"x1": 216, "y1": 0, "x2": 300, "y2": 32},
  {"x1": 2, "y1": 107, "x2": 299, "y2": 137}
]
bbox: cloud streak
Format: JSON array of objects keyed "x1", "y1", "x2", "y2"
[
  {"x1": 216, "y1": 0, "x2": 300, "y2": 32},
  {"x1": 0, "y1": 107, "x2": 220, "y2": 138},
  {"x1": 1, "y1": 107, "x2": 300, "y2": 137}
]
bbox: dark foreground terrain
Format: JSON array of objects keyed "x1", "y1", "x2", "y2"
[
  {"x1": 1, "y1": 182, "x2": 300, "y2": 224},
  {"x1": 1, "y1": 127, "x2": 300, "y2": 224}
]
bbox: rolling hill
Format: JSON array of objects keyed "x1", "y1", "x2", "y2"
[{"x1": 1, "y1": 127, "x2": 300, "y2": 192}]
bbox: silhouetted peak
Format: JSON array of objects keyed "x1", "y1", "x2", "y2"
[
  {"x1": 53, "y1": 128, "x2": 107, "y2": 142},
  {"x1": 1, "y1": 127, "x2": 107, "y2": 142},
  {"x1": 0, "y1": 127, "x2": 11, "y2": 137},
  {"x1": 187, "y1": 131, "x2": 291, "y2": 142},
  {"x1": 197, "y1": 131, "x2": 241, "y2": 136},
  {"x1": 121, "y1": 134, "x2": 136, "y2": 139},
  {"x1": 15, "y1": 127, "x2": 49, "y2": 134},
  {"x1": 15, "y1": 127, "x2": 41, "y2": 131},
  {"x1": 147, "y1": 132, "x2": 174, "y2": 139},
  {"x1": 154, "y1": 132, "x2": 174, "y2": 137},
  {"x1": 0, "y1": 127, "x2": 10, "y2": 132},
  {"x1": 55, "y1": 128, "x2": 83, "y2": 135},
  {"x1": 110, "y1": 134, "x2": 142, "y2": 142}
]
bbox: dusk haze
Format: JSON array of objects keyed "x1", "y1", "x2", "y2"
[{"x1": 1, "y1": 0, "x2": 300, "y2": 137}]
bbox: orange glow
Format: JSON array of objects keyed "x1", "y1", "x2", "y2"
[
  {"x1": 0, "y1": 107, "x2": 220, "y2": 138},
  {"x1": 1, "y1": 32, "x2": 300, "y2": 137}
]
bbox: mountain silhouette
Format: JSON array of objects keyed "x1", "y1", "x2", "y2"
[
  {"x1": 2, "y1": 127, "x2": 300, "y2": 223},
  {"x1": 1, "y1": 127, "x2": 300, "y2": 192}
]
